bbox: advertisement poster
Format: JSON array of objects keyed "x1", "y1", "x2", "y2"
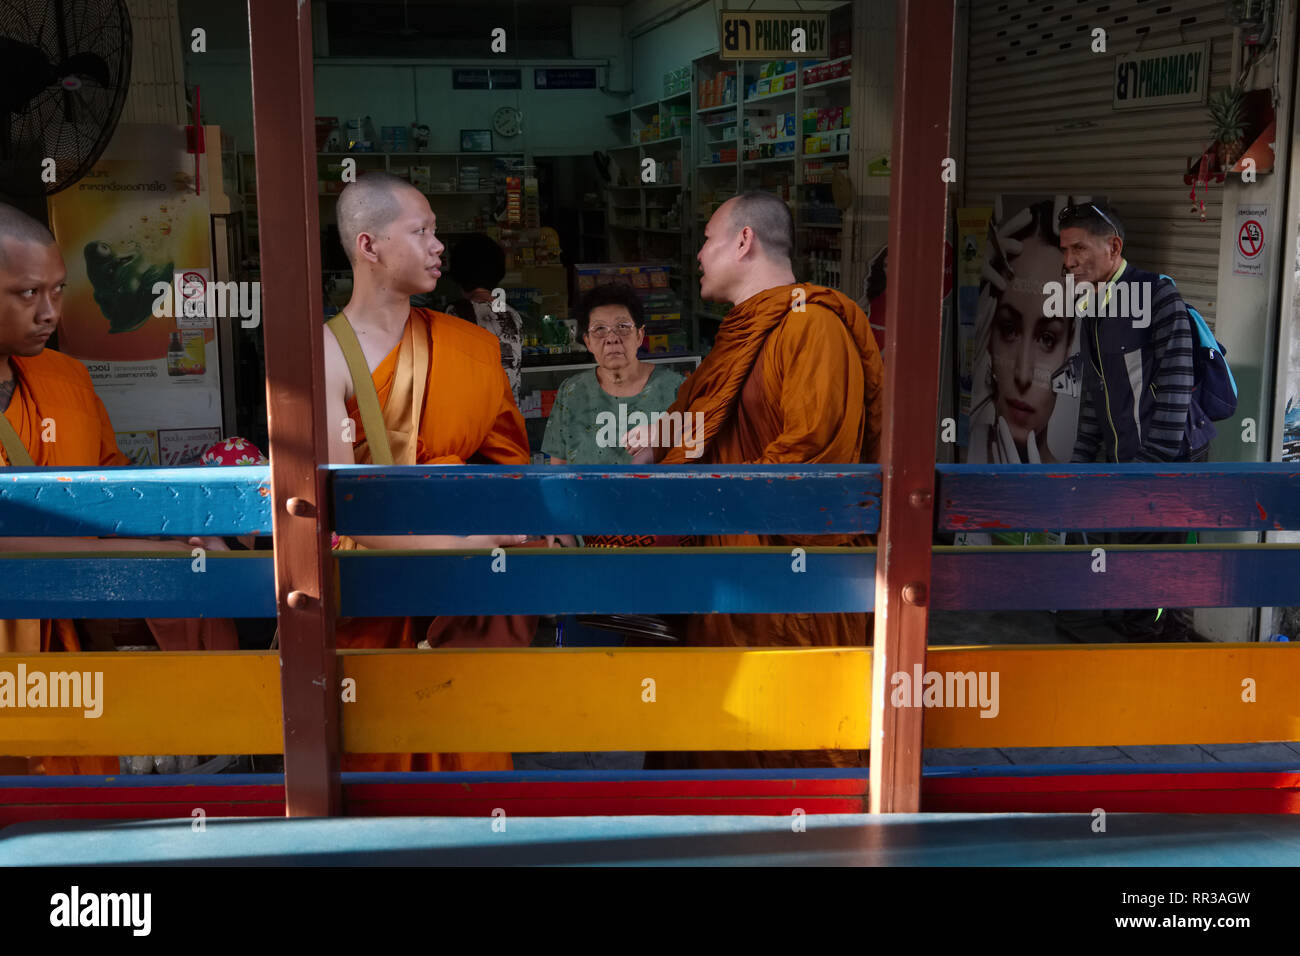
[
  {"x1": 955, "y1": 206, "x2": 993, "y2": 447},
  {"x1": 956, "y1": 195, "x2": 1095, "y2": 546},
  {"x1": 47, "y1": 124, "x2": 222, "y2": 459},
  {"x1": 1283, "y1": 234, "x2": 1300, "y2": 462},
  {"x1": 964, "y1": 194, "x2": 1091, "y2": 467}
]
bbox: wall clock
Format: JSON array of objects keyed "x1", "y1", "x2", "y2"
[{"x1": 493, "y1": 106, "x2": 523, "y2": 137}]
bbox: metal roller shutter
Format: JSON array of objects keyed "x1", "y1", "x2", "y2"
[{"x1": 962, "y1": 0, "x2": 1233, "y2": 323}]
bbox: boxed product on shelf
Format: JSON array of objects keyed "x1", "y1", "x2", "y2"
[
  {"x1": 757, "y1": 78, "x2": 770, "y2": 96},
  {"x1": 804, "y1": 135, "x2": 820, "y2": 154},
  {"x1": 803, "y1": 108, "x2": 820, "y2": 134},
  {"x1": 834, "y1": 130, "x2": 851, "y2": 152}
]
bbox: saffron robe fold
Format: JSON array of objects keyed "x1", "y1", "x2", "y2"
[
  {"x1": 0, "y1": 348, "x2": 238, "y2": 775},
  {"x1": 335, "y1": 308, "x2": 534, "y2": 772},
  {"x1": 648, "y1": 284, "x2": 885, "y2": 769}
]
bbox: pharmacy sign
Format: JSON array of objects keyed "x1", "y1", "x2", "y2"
[{"x1": 1113, "y1": 42, "x2": 1208, "y2": 110}]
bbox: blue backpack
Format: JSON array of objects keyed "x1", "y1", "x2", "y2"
[{"x1": 1159, "y1": 274, "x2": 1238, "y2": 422}]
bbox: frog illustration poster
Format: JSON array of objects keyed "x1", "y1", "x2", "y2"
[{"x1": 47, "y1": 124, "x2": 223, "y2": 439}]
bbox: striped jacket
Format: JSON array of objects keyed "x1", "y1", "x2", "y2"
[{"x1": 1070, "y1": 262, "x2": 1197, "y2": 463}]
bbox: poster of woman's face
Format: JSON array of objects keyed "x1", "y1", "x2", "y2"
[{"x1": 966, "y1": 195, "x2": 1089, "y2": 465}]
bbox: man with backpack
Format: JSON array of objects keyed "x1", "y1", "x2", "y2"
[{"x1": 1056, "y1": 201, "x2": 1212, "y2": 641}]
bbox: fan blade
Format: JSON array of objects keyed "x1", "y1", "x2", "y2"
[
  {"x1": 0, "y1": 38, "x2": 58, "y2": 111},
  {"x1": 59, "y1": 52, "x2": 112, "y2": 88}
]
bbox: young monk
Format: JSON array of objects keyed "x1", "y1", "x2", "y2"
[
  {"x1": 324, "y1": 172, "x2": 534, "y2": 772},
  {"x1": 0, "y1": 203, "x2": 234, "y2": 774},
  {"x1": 628, "y1": 190, "x2": 885, "y2": 769}
]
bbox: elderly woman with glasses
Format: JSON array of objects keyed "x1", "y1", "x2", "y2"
[{"x1": 541, "y1": 282, "x2": 684, "y2": 468}]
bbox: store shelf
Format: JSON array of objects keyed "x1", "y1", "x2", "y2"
[
  {"x1": 802, "y1": 149, "x2": 851, "y2": 160},
  {"x1": 697, "y1": 102, "x2": 738, "y2": 115},
  {"x1": 643, "y1": 136, "x2": 685, "y2": 147},
  {"x1": 317, "y1": 151, "x2": 521, "y2": 158},
  {"x1": 697, "y1": 161, "x2": 736, "y2": 168},
  {"x1": 802, "y1": 74, "x2": 852, "y2": 92},
  {"x1": 744, "y1": 88, "x2": 796, "y2": 107},
  {"x1": 744, "y1": 156, "x2": 796, "y2": 166},
  {"x1": 523, "y1": 354, "x2": 700, "y2": 375}
]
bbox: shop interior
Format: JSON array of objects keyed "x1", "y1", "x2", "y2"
[{"x1": 183, "y1": 0, "x2": 867, "y2": 457}]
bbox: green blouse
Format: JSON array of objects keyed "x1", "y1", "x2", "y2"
[{"x1": 541, "y1": 364, "x2": 686, "y2": 464}]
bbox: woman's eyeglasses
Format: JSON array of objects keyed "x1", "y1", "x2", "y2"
[
  {"x1": 587, "y1": 323, "x2": 637, "y2": 340},
  {"x1": 1058, "y1": 203, "x2": 1119, "y2": 237}
]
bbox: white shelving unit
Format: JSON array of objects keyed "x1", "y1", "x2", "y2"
[
  {"x1": 691, "y1": 44, "x2": 856, "y2": 332},
  {"x1": 316, "y1": 151, "x2": 525, "y2": 236}
]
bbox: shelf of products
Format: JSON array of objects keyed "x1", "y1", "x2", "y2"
[
  {"x1": 314, "y1": 151, "x2": 526, "y2": 235},
  {"x1": 597, "y1": 8, "x2": 853, "y2": 355}
]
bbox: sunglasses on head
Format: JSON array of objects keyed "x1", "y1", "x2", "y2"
[{"x1": 1058, "y1": 203, "x2": 1119, "y2": 237}]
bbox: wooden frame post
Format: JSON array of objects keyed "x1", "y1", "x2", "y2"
[
  {"x1": 870, "y1": 0, "x2": 956, "y2": 813},
  {"x1": 248, "y1": 1, "x2": 340, "y2": 816}
]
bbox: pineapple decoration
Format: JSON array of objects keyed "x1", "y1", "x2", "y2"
[{"x1": 1208, "y1": 86, "x2": 1247, "y2": 170}]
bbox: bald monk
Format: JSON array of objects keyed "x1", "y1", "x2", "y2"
[
  {"x1": 628, "y1": 191, "x2": 884, "y2": 769},
  {"x1": 0, "y1": 204, "x2": 235, "y2": 775},
  {"x1": 324, "y1": 172, "x2": 535, "y2": 772}
]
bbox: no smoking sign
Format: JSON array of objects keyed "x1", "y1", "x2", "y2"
[
  {"x1": 1233, "y1": 205, "x2": 1269, "y2": 277},
  {"x1": 1238, "y1": 220, "x2": 1263, "y2": 259}
]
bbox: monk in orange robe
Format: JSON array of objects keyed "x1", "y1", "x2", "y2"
[
  {"x1": 324, "y1": 173, "x2": 535, "y2": 772},
  {"x1": 628, "y1": 191, "x2": 885, "y2": 769},
  {"x1": 0, "y1": 204, "x2": 235, "y2": 775}
]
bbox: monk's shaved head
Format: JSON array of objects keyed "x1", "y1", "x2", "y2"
[
  {"x1": 337, "y1": 172, "x2": 423, "y2": 264},
  {"x1": 726, "y1": 191, "x2": 795, "y2": 263},
  {"x1": 0, "y1": 203, "x2": 56, "y2": 267}
]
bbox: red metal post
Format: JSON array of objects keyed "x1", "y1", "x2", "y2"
[
  {"x1": 870, "y1": 0, "x2": 956, "y2": 813},
  {"x1": 247, "y1": 1, "x2": 340, "y2": 816}
]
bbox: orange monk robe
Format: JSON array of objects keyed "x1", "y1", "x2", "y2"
[
  {"x1": 0, "y1": 348, "x2": 238, "y2": 775},
  {"x1": 648, "y1": 284, "x2": 884, "y2": 770},
  {"x1": 335, "y1": 307, "x2": 535, "y2": 772}
]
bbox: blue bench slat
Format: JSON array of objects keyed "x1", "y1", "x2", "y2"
[
  {"x1": 329, "y1": 464, "x2": 882, "y2": 536},
  {"x1": 0, "y1": 466, "x2": 271, "y2": 537},
  {"x1": 931, "y1": 545, "x2": 1300, "y2": 610},
  {"x1": 4, "y1": 546, "x2": 1298, "y2": 618},
  {"x1": 337, "y1": 548, "x2": 876, "y2": 616},
  {"x1": 0, "y1": 554, "x2": 275, "y2": 618},
  {"x1": 937, "y1": 462, "x2": 1300, "y2": 532}
]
